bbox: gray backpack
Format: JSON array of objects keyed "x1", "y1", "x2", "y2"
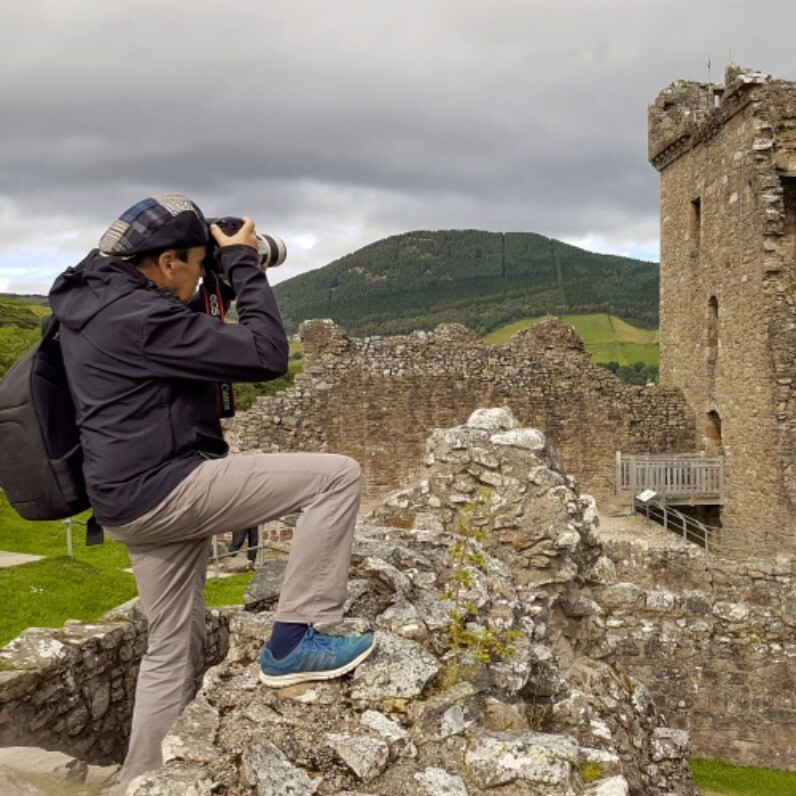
[{"x1": 0, "y1": 316, "x2": 90, "y2": 521}]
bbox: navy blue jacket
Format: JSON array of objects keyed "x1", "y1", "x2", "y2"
[{"x1": 49, "y1": 245, "x2": 289, "y2": 525}]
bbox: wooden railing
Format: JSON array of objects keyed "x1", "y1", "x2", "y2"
[{"x1": 617, "y1": 452, "x2": 724, "y2": 503}]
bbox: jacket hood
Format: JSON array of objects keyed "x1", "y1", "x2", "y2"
[{"x1": 49, "y1": 249, "x2": 150, "y2": 332}]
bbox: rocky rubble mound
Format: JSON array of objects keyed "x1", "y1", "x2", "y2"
[{"x1": 132, "y1": 408, "x2": 695, "y2": 796}]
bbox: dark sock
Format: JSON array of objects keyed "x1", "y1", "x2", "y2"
[{"x1": 266, "y1": 622, "x2": 309, "y2": 660}]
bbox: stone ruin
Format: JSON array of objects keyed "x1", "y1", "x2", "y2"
[
  {"x1": 129, "y1": 408, "x2": 695, "y2": 796},
  {"x1": 229, "y1": 318, "x2": 696, "y2": 507},
  {"x1": 597, "y1": 532, "x2": 796, "y2": 770},
  {"x1": 3, "y1": 408, "x2": 794, "y2": 792},
  {"x1": 0, "y1": 607, "x2": 228, "y2": 776}
]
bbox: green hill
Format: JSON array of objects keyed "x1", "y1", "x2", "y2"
[{"x1": 274, "y1": 230, "x2": 659, "y2": 337}]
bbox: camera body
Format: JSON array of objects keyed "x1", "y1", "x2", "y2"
[{"x1": 205, "y1": 217, "x2": 287, "y2": 274}]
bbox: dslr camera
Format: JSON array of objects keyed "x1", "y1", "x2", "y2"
[{"x1": 205, "y1": 217, "x2": 287, "y2": 274}]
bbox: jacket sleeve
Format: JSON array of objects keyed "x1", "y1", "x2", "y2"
[{"x1": 138, "y1": 246, "x2": 290, "y2": 382}]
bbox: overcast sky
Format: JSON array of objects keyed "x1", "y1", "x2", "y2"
[{"x1": 1, "y1": 0, "x2": 794, "y2": 294}]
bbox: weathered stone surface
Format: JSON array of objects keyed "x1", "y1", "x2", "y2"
[
  {"x1": 465, "y1": 730, "x2": 580, "y2": 791},
  {"x1": 242, "y1": 740, "x2": 320, "y2": 794},
  {"x1": 599, "y1": 534, "x2": 796, "y2": 770},
  {"x1": 584, "y1": 775, "x2": 630, "y2": 795},
  {"x1": 490, "y1": 427, "x2": 546, "y2": 451},
  {"x1": 409, "y1": 680, "x2": 481, "y2": 742},
  {"x1": 326, "y1": 731, "x2": 390, "y2": 781},
  {"x1": 244, "y1": 557, "x2": 288, "y2": 610},
  {"x1": 350, "y1": 633, "x2": 440, "y2": 701},
  {"x1": 162, "y1": 694, "x2": 220, "y2": 764},
  {"x1": 650, "y1": 728, "x2": 691, "y2": 762},
  {"x1": 360, "y1": 709, "x2": 416, "y2": 757},
  {"x1": 129, "y1": 763, "x2": 222, "y2": 795},
  {"x1": 467, "y1": 406, "x2": 518, "y2": 431},
  {"x1": 413, "y1": 766, "x2": 469, "y2": 795},
  {"x1": 0, "y1": 411, "x2": 703, "y2": 795}
]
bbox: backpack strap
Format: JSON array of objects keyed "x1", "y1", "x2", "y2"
[
  {"x1": 41, "y1": 314, "x2": 60, "y2": 340},
  {"x1": 42, "y1": 315, "x2": 103, "y2": 545}
]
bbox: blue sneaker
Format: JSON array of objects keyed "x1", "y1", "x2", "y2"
[{"x1": 259, "y1": 627, "x2": 375, "y2": 687}]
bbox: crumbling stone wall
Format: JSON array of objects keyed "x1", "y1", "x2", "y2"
[
  {"x1": 649, "y1": 65, "x2": 796, "y2": 545},
  {"x1": 593, "y1": 537, "x2": 796, "y2": 770},
  {"x1": 136, "y1": 408, "x2": 697, "y2": 796},
  {"x1": 0, "y1": 601, "x2": 229, "y2": 765},
  {"x1": 231, "y1": 318, "x2": 696, "y2": 504}
]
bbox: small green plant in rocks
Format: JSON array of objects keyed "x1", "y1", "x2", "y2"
[{"x1": 441, "y1": 488, "x2": 522, "y2": 676}]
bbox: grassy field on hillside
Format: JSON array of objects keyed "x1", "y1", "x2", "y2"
[{"x1": 483, "y1": 313, "x2": 659, "y2": 367}]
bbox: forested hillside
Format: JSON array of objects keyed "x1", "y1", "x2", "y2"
[{"x1": 274, "y1": 230, "x2": 659, "y2": 336}]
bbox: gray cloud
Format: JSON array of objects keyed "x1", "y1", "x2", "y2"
[{"x1": 1, "y1": 0, "x2": 794, "y2": 292}]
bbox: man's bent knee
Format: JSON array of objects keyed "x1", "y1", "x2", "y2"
[{"x1": 330, "y1": 454, "x2": 362, "y2": 489}]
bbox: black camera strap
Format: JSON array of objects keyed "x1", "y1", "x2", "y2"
[{"x1": 199, "y1": 273, "x2": 236, "y2": 418}]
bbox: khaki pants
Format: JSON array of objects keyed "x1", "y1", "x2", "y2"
[{"x1": 107, "y1": 452, "x2": 362, "y2": 789}]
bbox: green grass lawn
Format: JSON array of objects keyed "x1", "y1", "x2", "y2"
[
  {"x1": 0, "y1": 501, "x2": 253, "y2": 647},
  {"x1": 483, "y1": 313, "x2": 659, "y2": 367},
  {"x1": 1, "y1": 557, "x2": 138, "y2": 642},
  {"x1": 690, "y1": 758, "x2": 796, "y2": 795}
]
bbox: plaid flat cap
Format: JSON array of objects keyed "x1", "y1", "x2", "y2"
[{"x1": 98, "y1": 193, "x2": 209, "y2": 257}]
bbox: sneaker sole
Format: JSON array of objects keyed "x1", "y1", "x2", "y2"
[{"x1": 259, "y1": 640, "x2": 376, "y2": 688}]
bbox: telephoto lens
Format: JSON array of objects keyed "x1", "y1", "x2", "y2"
[{"x1": 255, "y1": 233, "x2": 287, "y2": 268}]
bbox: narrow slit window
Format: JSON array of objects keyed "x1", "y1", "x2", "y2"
[
  {"x1": 690, "y1": 197, "x2": 702, "y2": 255},
  {"x1": 707, "y1": 296, "x2": 718, "y2": 382}
]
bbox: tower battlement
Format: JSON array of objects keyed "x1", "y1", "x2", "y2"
[{"x1": 648, "y1": 66, "x2": 774, "y2": 171}]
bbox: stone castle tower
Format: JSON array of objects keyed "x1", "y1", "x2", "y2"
[{"x1": 649, "y1": 65, "x2": 796, "y2": 546}]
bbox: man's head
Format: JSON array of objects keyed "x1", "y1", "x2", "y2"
[
  {"x1": 98, "y1": 193, "x2": 209, "y2": 303},
  {"x1": 131, "y1": 246, "x2": 207, "y2": 303}
]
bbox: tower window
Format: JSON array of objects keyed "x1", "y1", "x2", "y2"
[
  {"x1": 690, "y1": 198, "x2": 702, "y2": 256},
  {"x1": 707, "y1": 295, "x2": 718, "y2": 384}
]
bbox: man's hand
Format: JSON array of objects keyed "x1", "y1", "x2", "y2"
[{"x1": 210, "y1": 217, "x2": 258, "y2": 250}]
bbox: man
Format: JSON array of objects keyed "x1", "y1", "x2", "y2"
[
  {"x1": 229, "y1": 525, "x2": 260, "y2": 566},
  {"x1": 48, "y1": 194, "x2": 374, "y2": 789}
]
